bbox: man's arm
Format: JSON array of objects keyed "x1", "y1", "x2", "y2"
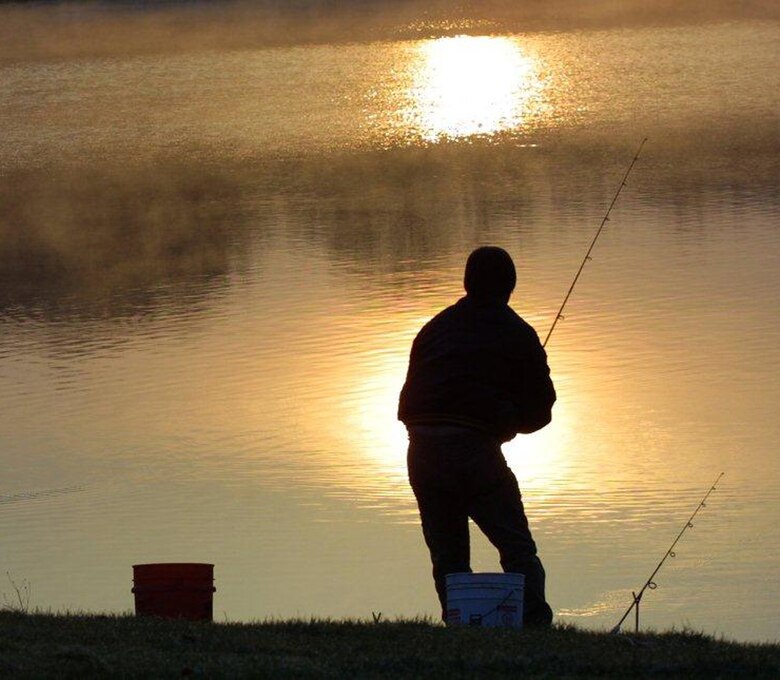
[{"x1": 514, "y1": 329, "x2": 556, "y2": 435}]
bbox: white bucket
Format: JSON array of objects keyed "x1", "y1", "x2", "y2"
[{"x1": 445, "y1": 572, "x2": 524, "y2": 629}]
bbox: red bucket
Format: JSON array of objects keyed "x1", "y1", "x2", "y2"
[{"x1": 132, "y1": 563, "x2": 215, "y2": 621}]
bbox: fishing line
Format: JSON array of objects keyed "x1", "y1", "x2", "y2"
[{"x1": 542, "y1": 137, "x2": 647, "y2": 348}]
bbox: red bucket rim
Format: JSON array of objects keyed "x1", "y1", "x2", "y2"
[
  {"x1": 133, "y1": 563, "x2": 214, "y2": 569},
  {"x1": 133, "y1": 563, "x2": 214, "y2": 581}
]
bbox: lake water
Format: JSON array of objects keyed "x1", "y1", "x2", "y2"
[{"x1": 1, "y1": 14, "x2": 779, "y2": 642}]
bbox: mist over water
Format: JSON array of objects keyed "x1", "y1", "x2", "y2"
[
  {"x1": 1, "y1": 1, "x2": 777, "y2": 64},
  {"x1": 0, "y1": 4, "x2": 778, "y2": 641}
]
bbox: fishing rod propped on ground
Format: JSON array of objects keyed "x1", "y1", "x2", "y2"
[
  {"x1": 543, "y1": 137, "x2": 647, "y2": 348},
  {"x1": 611, "y1": 472, "x2": 725, "y2": 634}
]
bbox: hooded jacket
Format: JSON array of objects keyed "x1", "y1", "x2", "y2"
[{"x1": 398, "y1": 295, "x2": 555, "y2": 442}]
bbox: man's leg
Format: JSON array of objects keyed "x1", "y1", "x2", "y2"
[
  {"x1": 468, "y1": 465, "x2": 553, "y2": 626},
  {"x1": 407, "y1": 432, "x2": 471, "y2": 618},
  {"x1": 414, "y1": 493, "x2": 471, "y2": 618}
]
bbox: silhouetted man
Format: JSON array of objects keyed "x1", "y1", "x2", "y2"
[{"x1": 398, "y1": 246, "x2": 555, "y2": 626}]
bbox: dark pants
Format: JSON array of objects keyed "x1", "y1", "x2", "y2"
[{"x1": 407, "y1": 427, "x2": 553, "y2": 627}]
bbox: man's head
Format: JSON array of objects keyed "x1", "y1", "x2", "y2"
[{"x1": 463, "y1": 246, "x2": 516, "y2": 303}]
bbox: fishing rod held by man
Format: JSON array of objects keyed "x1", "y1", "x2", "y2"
[{"x1": 543, "y1": 137, "x2": 647, "y2": 348}]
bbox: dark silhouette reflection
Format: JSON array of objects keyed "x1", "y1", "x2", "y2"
[
  {"x1": 399, "y1": 246, "x2": 555, "y2": 626},
  {"x1": 264, "y1": 121, "x2": 779, "y2": 278},
  {"x1": 2, "y1": 121, "x2": 776, "y2": 321},
  {"x1": 0, "y1": 157, "x2": 252, "y2": 321},
  {"x1": 280, "y1": 144, "x2": 546, "y2": 270}
]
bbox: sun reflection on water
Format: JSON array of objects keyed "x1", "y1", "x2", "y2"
[
  {"x1": 345, "y1": 355, "x2": 409, "y2": 480},
  {"x1": 407, "y1": 35, "x2": 547, "y2": 141}
]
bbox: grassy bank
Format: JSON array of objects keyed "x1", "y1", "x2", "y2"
[{"x1": 0, "y1": 612, "x2": 778, "y2": 678}]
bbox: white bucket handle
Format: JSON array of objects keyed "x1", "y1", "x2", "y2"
[{"x1": 471, "y1": 587, "x2": 519, "y2": 622}]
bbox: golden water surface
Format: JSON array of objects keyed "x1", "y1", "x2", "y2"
[{"x1": 0, "y1": 17, "x2": 778, "y2": 641}]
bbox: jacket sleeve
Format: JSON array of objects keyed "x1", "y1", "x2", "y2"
[
  {"x1": 397, "y1": 330, "x2": 422, "y2": 423},
  {"x1": 513, "y1": 328, "x2": 556, "y2": 434}
]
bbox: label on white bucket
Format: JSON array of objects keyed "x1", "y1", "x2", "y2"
[{"x1": 445, "y1": 572, "x2": 524, "y2": 629}]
